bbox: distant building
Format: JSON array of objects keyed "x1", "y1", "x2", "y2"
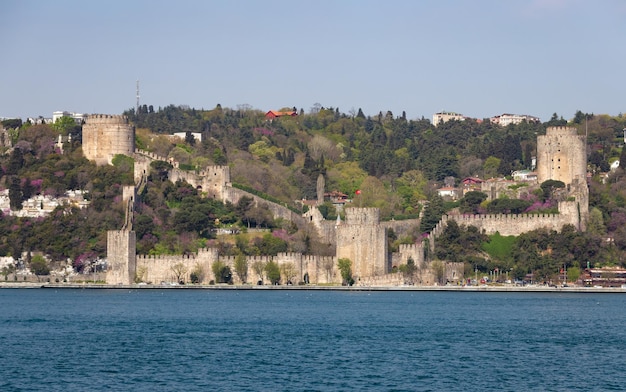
[
  {"x1": 511, "y1": 170, "x2": 537, "y2": 182},
  {"x1": 432, "y1": 111, "x2": 465, "y2": 126},
  {"x1": 437, "y1": 186, "x2": 459, "y2": 200},
  {"x1": 490, "y1": 113, "x2": 540, "y2": 127},
  {"x1": 26, "y1": 116, "x2": 51, "y2": 125},
  {"x1": 265, "y1": 110, "x2": 297, "y2": 120},
  {"x1": 461, "y1": 177, "x2": 484, "y2": 195},
  {"x1": 582, "y1": 267, "x2": 626, "y2": 287},
  {"x1": 171, "y1": 132, "x2": 202, "y2": 142},
  {"x1": 0, "y1": 189, "x2": 90, "y2": 218},
  {"x1": 52, "y1": 111, "x2": 87, "y2": 124}
]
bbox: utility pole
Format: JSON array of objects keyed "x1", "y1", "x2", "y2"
[{"x1": 136, "y1": 80, "x2": 140, "y2": 114}]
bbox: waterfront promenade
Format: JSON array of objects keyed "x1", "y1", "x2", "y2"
[{"x1": 2, "y1": 282, "x2": 626, "y2": 293}]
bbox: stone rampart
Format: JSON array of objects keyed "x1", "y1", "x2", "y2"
[
  {"x1": 224, "y1": 186, "x2": 308, "y2": 228},
  {"x1": 396, "y1": 243, "x2": 425, "y2": 267},
  {"x1": 441, "y1": 208, "x2": 577, "y2": 237},
  {"x1": 169, "y1": 166, "x2": 231, "y2": 201},
  {"x1": 381, "y1": 218, "x2": 420, "y2": 239}
]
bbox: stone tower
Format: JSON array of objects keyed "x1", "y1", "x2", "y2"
[
  {"x1": 316, "y1": 173, "x2": 325, "y2": 206},
  {"x1": 537, "y1": 126, "x2": 586, "y2": 186},
  {"x1": 82, "y1": 114, "x2": 135, "y2": 165},
  {"x1": 106, "y1": 230, "x2": 136, "y2": 285},
  {"x1": 537, "y1": 125, "x2": 589, "y2": 230},
  {"x1": 336, "y1": 208, "x2": 387, "y2": 281}
]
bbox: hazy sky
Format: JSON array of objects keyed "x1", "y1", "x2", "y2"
[{"x1": 1, "y1": 0, "x2": 624, "y2": 122}]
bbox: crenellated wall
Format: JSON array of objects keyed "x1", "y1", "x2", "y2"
[
  {"x1": 135, "y1": 248, "x2": 217, "y2": 284},
  {"x1": 107, "y1": 241, "x2": 342, "y2": 285},
  {"x1": 224, "y1": 186, "x2": 308, "y2": 228}
]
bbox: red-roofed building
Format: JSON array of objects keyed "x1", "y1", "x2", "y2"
[{"x1": 265, "y1": 110, "x2": 298, "y2": 119}]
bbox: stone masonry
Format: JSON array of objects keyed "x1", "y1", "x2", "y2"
[{"x1": 82, "y1": 115, "x2": 135, "y2": 165}]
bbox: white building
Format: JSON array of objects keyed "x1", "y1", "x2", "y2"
[
  {"x1": 490, "y1": 113, "x2": 540, "y2": 127},
  {"x1": 52, "y1": 111, "x2": 87, "y2": 124},
  {"x1": 0, "y1": 189, "x2": 90, "y2": 218},
  {"x1": 432, "y1": 111, "x2": 465, "y2": 126}
]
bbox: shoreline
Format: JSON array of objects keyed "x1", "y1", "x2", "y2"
[{"x1": 2, "y1": 282, "x2": 626, "y2": 293}]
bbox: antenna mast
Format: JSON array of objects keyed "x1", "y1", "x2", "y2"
[{"x1": 136, "y1": 80, "x2": 140, "y2": 114}]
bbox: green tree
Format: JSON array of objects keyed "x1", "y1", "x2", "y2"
[
  {"x1": 252, "y1": 261, "x2": 266, "y2": 284},
  {"x1": 280, "y1": 262, "x2": 297, "y2": 284},
  {"x1": 171, "y1": 262, "x2": 188, "y2": 284},
  {"x1": 53, "y1": 115, "x2": 78, "y2": 136},
  {"x1": 399, "y1": 257, "x2": 417, "y2": 284},
  {"x1": 459, "y1": 191, "x2": 487, "y2": 214},
  {"x1": 190, "y1": 264, "x2": 205, "y2": 284},
  {"x1": 8, "y1": 177, "x2": 22, "y2": 211},
  {"x1": 420, "y1": 195, "x2": 445, "y2": 233},
  {"x1": 211, "y1": 260, "x2": 232, "y2": 284},
  {"x1": 431, "y1": 260, "x2": 445, "y2": 285},
  {"x1": 483, "y1": 156, "x2": 501, "y2": 179},
  {"x1": 337, "y1": 258, "x2": 354, "y2": 286},
  {"x1": 30, "y1": 255, "x2": 50, "y2": 280},
  {"x1": 540, "y1": 179, "x2": 565, "y2": 201},
  {"x1": 6, "y1": 147, "x2": 24, "y2": 175},
  {"x1": 265, "y1": 261, "x2": 281, "y2": 285},
  {"x1": 1, "y1": 264, "x2": 15, "y2": 281},
  {"x1": 234, "y1": 253, "x2": 248, "y2": 284}
]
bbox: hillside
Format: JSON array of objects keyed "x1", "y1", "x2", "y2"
[{"x1": 1, "y1": 107, "x2": 626, "y2": 282}]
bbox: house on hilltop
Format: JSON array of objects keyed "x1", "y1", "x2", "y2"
[
  {"x1": 490, "y1": 113, "x2": 540, "y2": 126},
  {"x1": 265, "y1": 110, "x2": 297, "y2": 120},
  {"x1": 432, "y1": 111, "x2": 466, "y2": 126}
]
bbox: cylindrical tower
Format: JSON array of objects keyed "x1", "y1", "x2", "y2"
[{"x1": 83, "y1": 114, "x2": 135, "y2": 165}]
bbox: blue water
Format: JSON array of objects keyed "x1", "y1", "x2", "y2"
[{"x1": 1, "y1": 289, "x2": 625, "y2": 391}]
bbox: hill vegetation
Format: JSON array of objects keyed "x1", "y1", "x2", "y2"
[{"x1": 2, "y1": 106, "x2": 626, "y2": 282}]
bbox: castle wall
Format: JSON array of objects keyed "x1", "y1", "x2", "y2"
[
  {"x1": 83, "y1": 115, "x2": 135, "y2": 165},
  {"x1": 480, "y1": 181, "x2": 537, "y2": 201},
  {"x1": 169, "y1": 166, "x2": 231, "y2": 201},
  {"x1": 136, "y1": 248, "x2": 217, "y2": 284},
  {"x1": 440, "y1": 210, "x2": 575, "y2": 236},
  {"x1": 381, "y1": 218, "x2": 420, "y2": 239},
  {"x1": 133, "y1": 155, "x2": 152, "y2": 184},
  {"x1": 224, "y1": 186, "x2": 308, "y2": 229}
]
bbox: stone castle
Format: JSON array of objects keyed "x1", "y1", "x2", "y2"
[{"x1": 81, "y1": 119, "x2": 587, "y2": 286}]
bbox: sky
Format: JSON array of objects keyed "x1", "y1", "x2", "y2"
[{"x1": 1, "y1": 0, "x2": 625, "y2": 122}]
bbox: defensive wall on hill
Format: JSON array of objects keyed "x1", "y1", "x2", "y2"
[
  {"x1": 103, "y1": 124, "x2": 588, "y2": 286},
  {"x1": 433, "y1": 205, "x2": 578, "y2": 238},
  {"x1": 133, "y1": 149, "x2": 308, "y2": 229}
]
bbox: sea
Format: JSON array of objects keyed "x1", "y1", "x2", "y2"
[{"x1": 0, "y1": 288, "x2": 624, "y2": 392}]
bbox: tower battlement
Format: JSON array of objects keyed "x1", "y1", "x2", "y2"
[
  {"x1": 86, "y1": 114, "x2": 130, "y2": 124},
  {"x1": 545, "y1": 126, "x2": 578, "y2": 136},
  {"x1": 345, "y1": 207, "x2": 380, "y2": 225}
]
